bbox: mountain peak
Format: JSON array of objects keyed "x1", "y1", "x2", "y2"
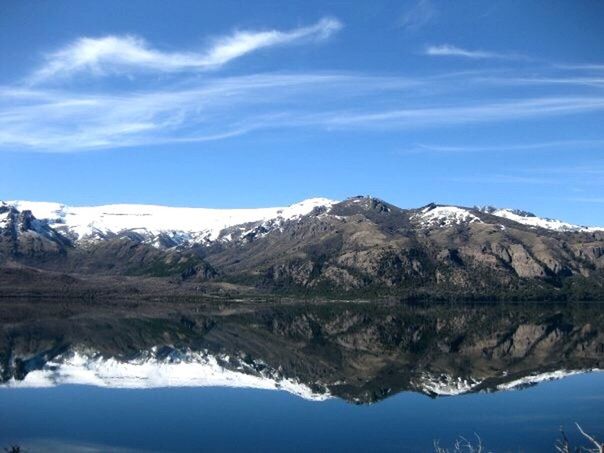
[{"x1": 413, "y1": 205, "x2": 483, "y2": 227}]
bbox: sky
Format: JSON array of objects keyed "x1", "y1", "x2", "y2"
[{"x1": 0, "y1": 0, "x2": 603, "y2": 225}]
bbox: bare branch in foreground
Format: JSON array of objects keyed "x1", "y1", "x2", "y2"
[{"x1": 576, "y1": 423, "x2": 603, "y2": 453}]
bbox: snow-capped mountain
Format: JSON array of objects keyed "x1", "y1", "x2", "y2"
[
  {"x1": 4, "y1": 198, "x2": 602, "y2": 245},
  {"x1": 2, "y1": 196, "x2": 603, "y2": 300},
  {"x1": 411, "y1": 203, "x2": 603, "y2": 232},
  {"x1": 412, "y1": 204, "x2": 483, "y2": 228},
  {"x1": 5, "y1": 198, "x2": 336, "y2": 246}
]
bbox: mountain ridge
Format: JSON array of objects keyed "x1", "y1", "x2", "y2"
[
  {"x1": 4, "y1": 197, "x2": 603, "y2": 241},
  {"x1": 4, "y1": 197, "x2": 338, "y2": 247},
  {"x1": 1, "y1": 196, "x2": 603, "y2": 301}
]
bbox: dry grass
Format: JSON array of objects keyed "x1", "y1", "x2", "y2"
[{"x1": 434, "y1": 424, "x2": 602, "y2": 453}]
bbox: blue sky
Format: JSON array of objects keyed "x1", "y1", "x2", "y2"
[{"x1": 1, "y1": 0, "x2": 603, "y2": 225}]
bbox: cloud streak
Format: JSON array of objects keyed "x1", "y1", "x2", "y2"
[
  {"x1": 425, "y1": 44, "x2": 521, "y2": 60},
  {"x1": 0, "y1": 73, "x2": 409, "y2": 150},
  {"x1": 407, "y1": 139, "x2": 604, "y2": 154},
  {"x1": 2, "y1": 73, "x2": 604, "y2": 151},
  {"x1": 2, "y1": 31, "x2": 604, "y2": 153},
  {"x1": 399, "y1": 0, "x2": 437, "y2": 31},
  {"x1": 30, "y1": 18, "x2": 342, "y2": 82},
  {"x1": 319, "y1": 96, "x2": 604, "y2": 128},
  {"x1": 568, "y1": 197, "x2": 604, "y2": 203}
]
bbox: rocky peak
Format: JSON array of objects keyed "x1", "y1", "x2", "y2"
[
  {"x1": 0, "y1": 204, "x2": 71, "y2": 261},
  {"x1": 330, "y1": 196, "x2": 395, "y2": 217}
]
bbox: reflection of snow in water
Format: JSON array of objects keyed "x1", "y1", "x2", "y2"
[
  {"x1": 496, "y1": 369, "x2": 602, "y2": 390},
  {"x1": 5, "y1": 348, "x2": 331, "y2": 402},
  {"x1": 5, "y1": 347, "x2": 602, "y2": 401},
  {"x1": 414, "y1": 372, "x2": 483, "y2": 396}
]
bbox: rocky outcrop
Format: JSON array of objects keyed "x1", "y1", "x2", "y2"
[{"x1": 0, "y1": 206, "x2": 70, "y2": 261}]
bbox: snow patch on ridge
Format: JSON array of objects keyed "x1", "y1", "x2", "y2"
[
  {"x1": 7, "y1": 198, "x2": 337, "y2": 246},
  {"x1": 481, "y1": 207, "x2": 604, "y2": 232},
  {"x1": 0, "y1": 211, "x2": 9, "y2": 229},
  {"x1": 414, "y1": 206, "x2": 483, "y2": 228}
]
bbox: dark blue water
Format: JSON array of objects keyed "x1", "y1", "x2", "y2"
[{"x1": 1, "y1": 373, "x2": 603, "y2": 452}]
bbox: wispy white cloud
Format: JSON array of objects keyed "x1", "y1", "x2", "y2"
[
  {"x1": 518, "y1": 164, "x2": 604, "y2": 176},
  {"x1": 3, "y1": 43, "x2": 604, "y2": 153},
  {"x1": 399, "y1": 0, "x2": 437, "y2": 31},
  {"x1": 0, "y1": 73, "x2": 412, "y2": 150},
  {"x1": 567, "y1": 197, "x2": 604, "y2": 203},
  {"x1": 2, "y1": 73, "x2": 604, "y2": 152},
  {"x1": 554, "y1": 63, "x2": 604, "y2": 71},
  {"x1": 407, "y1": 139, "x2": 604, "y2": 153},
  {"x1": 475, "y1": 75, "x2": 604, "y2": 87},
  {"x1": 29, "y1": 18, "x2": 342, "y2": 82},
  {"x1": 204, "y1": 18, "x2": 341, "y2": 66},
  {"x1": 318, "y1": 97, "x2": 604, "y2": 128},
  {"x1": 425, "y1": 44, "x2": 521, "y2": 60}
]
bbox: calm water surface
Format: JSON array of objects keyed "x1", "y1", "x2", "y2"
[
  {"x1": 1, "y1": 372, "x2": 603, "y2": 452},
  {"x1": 2, "y1": 301, "x2": 603, "y2": 451}
]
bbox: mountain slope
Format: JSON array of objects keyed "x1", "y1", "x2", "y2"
[
  {"x1": 201, "y1": 197, "x2": 604, "y2": 298},
  {"x1": 0, "y1": 203, "x2": 216, "y2": 281}
]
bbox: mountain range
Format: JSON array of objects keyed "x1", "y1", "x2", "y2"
[{"x1": 1, "y1": 196, "x2": 603, "y2": 300}]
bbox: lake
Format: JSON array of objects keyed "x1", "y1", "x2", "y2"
[
  {"x1": 1, "y1": 373, "x2": 603, "y2": 452},
  {"x1": 1, "y1": 300, "x2": 603, "y2": 451}
]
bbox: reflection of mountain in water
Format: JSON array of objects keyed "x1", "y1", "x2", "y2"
[
  {"x1": 7, "y1": 349, "x2": 331, "y2": 401},
  {"x1": 1, "y1": 300, "x2": 603, "y2": 403}
]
